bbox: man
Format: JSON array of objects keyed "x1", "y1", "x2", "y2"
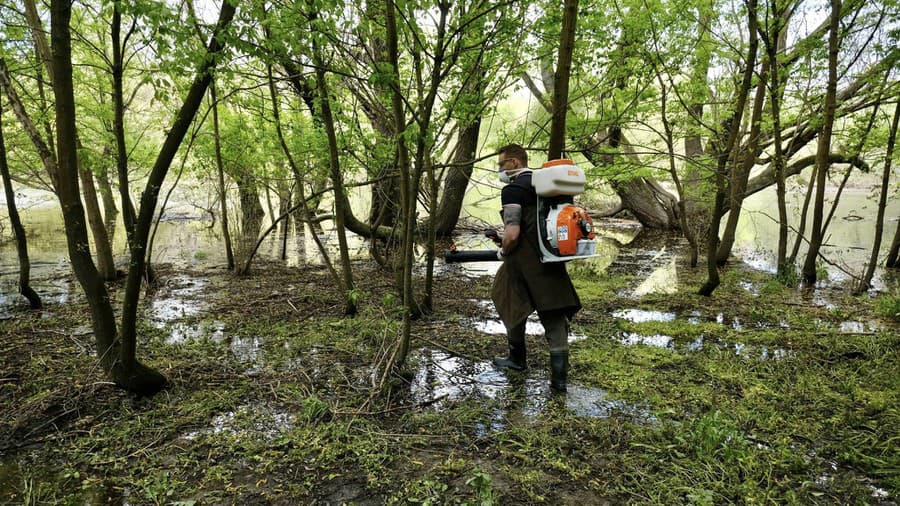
[{"x1": 490, "y1": 143, "x2": 582, "y2": 392}]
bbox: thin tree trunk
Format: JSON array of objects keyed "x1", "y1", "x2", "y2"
[
  {"x1": 386, "y1": 0, "x2": 414, "y2": 368},
  {"x1": 119, "y1": 0, "x2": 236, "y2": 381},
  {"x1": 264, "y1": 64, "x2": 341, "y2": 285},
  {"x1": 312, "y1": 37, "x2": 357, "y2": 316},
  {"x1": 0, "y1": 101, "x2": 41, "y2": 309},
  {"x1": 210, "y1": 80, "x2": 235, "y2": 270},
  {"x1": 50, "y1": 0, "x2": 165, "y2": 394},
  {"x1": 802, "y1": 0, "x2": 841, "y2": 285},
  {"x1": 788, "y1": 165, "x2": 816, "y2": 263},
  {"x1": 77, "y1": 137, "x2": 116, "y2": 280},
  {"x1": 699, "y1": 0, "x2": 758, "y2": 296},
  {"x1": 656, "y1": 75, "x2": 698, "y2": 266},
  {"x1": 548, "y1": 0, "x2": 578, "y2": 160},
  {"x1": 716, "y1": 59, "x2": 769, "y2": 265},
  {"x1": 886, "y1": 217, "x2": 900, "y2": 269},
  {"x1": 0, "y1": 59, "x2": 58, "y2": 189},
  {"x1": 111, "y1": 4, "x2": 138, "y2": 246},
  {"x1": 854, "y1": 98, "x2": 899, "y2": 293},
  {"x1": 95, "y1": 149, "x2": 118, "y2": 245},
  {"x1": 681, "y1": 3, "x2": 714, "y2": 267},
  {"x1": 765, "y1": 0, "x2": 790, "y2": 277}
]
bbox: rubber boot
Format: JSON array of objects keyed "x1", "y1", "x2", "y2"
[
  {"x1": 550, "y1": 350, "x2": 568, "y2": 392},
  {"x1": 493, "y1": 340, "x2": 526, "y2": 371}
]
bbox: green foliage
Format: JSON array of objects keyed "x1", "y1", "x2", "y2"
[
  {"x1": 875, "y1": 294, "x2": 900, "y2": 321},
  {"x1": 465, "y1": 468, "x2": 497, "y2": 505},
  {"x1": 300, "y1": 396, "x2": 330, "y2": 422}
]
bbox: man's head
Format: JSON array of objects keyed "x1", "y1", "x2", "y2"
[{"x1": 498, "y1": 144, "x2": 528, "y2": 172}]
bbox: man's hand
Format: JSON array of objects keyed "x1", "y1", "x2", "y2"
[{"x1": 484, "y1": 229, "x2": 502, "y2": 246}]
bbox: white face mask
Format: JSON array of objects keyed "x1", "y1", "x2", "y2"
[{"x1": 498, "y1": 168, "x2": 529, "y2": 184}]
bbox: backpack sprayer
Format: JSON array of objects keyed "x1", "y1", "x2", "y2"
[{"x1": 445, "y1": 159, "x2": 598, "y2": 264}]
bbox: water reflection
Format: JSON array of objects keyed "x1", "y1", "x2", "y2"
[
  {"x1": 408, "y1": 348, "x2": 655, "y2": 427},
  {"x1": 619, "y1": 332, "x2": 675, "y2": 349},
  {"x1": 633, "y1": 256, "x2": 679, "y2": 296},
  {"x1": 612, "y1": 308, "x2": 677, "y2": 323},
  {"x1": 735, "y1": 189, "x2": 900, "y2": 288}
]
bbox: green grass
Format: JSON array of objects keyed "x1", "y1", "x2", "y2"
[{"x1": 1, "y1": 261, "x2": 897, "y2": 504}]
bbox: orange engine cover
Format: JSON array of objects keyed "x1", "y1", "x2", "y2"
[{"x1": 555, "y1": 205, "x2": 596, "y2": 255}]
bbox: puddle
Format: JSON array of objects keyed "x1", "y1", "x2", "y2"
[
  {"x1": 731, "y1": 342, "x2": 794, "y2": 361},
  {"x1": 838, "y1": 321, "x2": 881, "y2": 333},
  {"x1": 612, "y1": 308, "x2": 676, "y2": 323},
  {"x1": 632, "y1": 256, "x2": 678, "y2": 296},
  {"x1": 148, "y1": 277, "x2": 209, "y2": 326},
  {"x1": 466, "y1": 303, "x2": 588, "y2": 343},
  {"x1": 0, "y1": 278, "x2": 75, "y2": 319},
  {"x1": 231, "y1": 336, "x2": 264, "y2": 367},
  {"x1": 471, "y1": 319, "x2": 545, "y2": 336},
  {"x1": 738, "y1": 281, "x2": 758, "y2": 295},
  {"x1": 181, "y1": 405, "x2": 295, "y2": 441},
  {"x1": 408, "y1": 348, "x2": 655, "y2": 427},
  {"x1": 165, "y1": 320, "x2": 226, "y2": 345},
  {"x1": 619, "y1": 332, "x2": 674, "y2": 349}
]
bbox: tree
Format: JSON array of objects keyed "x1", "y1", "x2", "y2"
[
  {"x1": 801, "y1": 0, "x2": 842, "y2": 285},
  {"x1": 855, "y1": 100, "x2": 899, "y2": 293},
  {"x1": 48, "y1": 0, "x2": 164, "y2": 393},
  {"x1": 699, "y1": 0, "x2": 759, "y2": 296},
  {"x1": 0, "y1": 99, "x2": 41, "y2": 309},
  {"x1": 23, "y1": 0, "x2": 117, "y2": 281},
  {"x1": 548, "y1": 0, "x2": 578, "y2": 160},
  {"x1": 42, "y1": 0, "x2": 237, "y2": 394}
]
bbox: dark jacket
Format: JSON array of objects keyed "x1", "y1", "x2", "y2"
[{"x1": 491, "y1": 173, "x2": 581, "y2": 327}]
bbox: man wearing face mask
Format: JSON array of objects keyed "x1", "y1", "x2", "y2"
[{"x1": 489, "y1": 143, "x2": 582, "y2": 392}]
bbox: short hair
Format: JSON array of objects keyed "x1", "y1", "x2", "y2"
[{"x1": 498, "y1": 143, "x2": 528, "y2": 166}]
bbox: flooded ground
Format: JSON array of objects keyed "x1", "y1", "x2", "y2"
[{"x1": 1, "y1": 188, "x2": 898, "y2": 503}]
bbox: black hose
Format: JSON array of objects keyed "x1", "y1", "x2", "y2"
[{"x1": 443, "y1": 249, "x2": 500, "y2": 263}]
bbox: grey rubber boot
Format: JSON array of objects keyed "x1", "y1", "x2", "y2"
[
  {"x1": 493, "y1": 340, "x2": 527, "y2": 371},
  {"x1": 550, "y1": 350, "x2": 568, "y2": 392}
]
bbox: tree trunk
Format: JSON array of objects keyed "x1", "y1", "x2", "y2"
[
  {"x1": 233, "y1": 175, "x2": 265, "y2": 266},
  {"x1": 614, "y1": 176, "x2": 679, "y2": 228},
  {"x1": 802, "y1": 0, "x2": 841, "y2": 285},
  {"x1": 95, "y1": 148, "x2": 118, "y2": 245},
  {"x1": 886, "y1": 218, "x2": 900, "y2": 269},
  {"x1": 77, "y1": 137, "x2": 116, "y2": 280},
  {"x1": 0, "y1": 101, "x2": 41, "y2": 309},
  {"x1": 50, "y1": 0, "x2": 165, "y2": 394},
  {"x1": 548, "y1": 0, "x2": 578, "y2": 160},
  {"x1": 312, "y1": 37, "x2": 357, "y2": 315},
  {"x1": 854, "y1": 96, "x2": 899, "y2": 293},
  {"x1": 716, "y1": 60, "x2": 769, "y2": 265},
  {"x1": 764, "y1": 0, "x2": 791, "y2": 277},
  {"x1": 680, "y1": 3, "x2": 715, "y2": 267},
  {"x1": 111, "y1": 4, "x2": 138, "y2": 245},
  {"x1": 385, "y1": 0, "x2": 414, "y2": 368},
  {"x1": 699, "y1": 0, "x2": 758, "y2": 296},
  {"x1": 210, "y1": 80, "x2": 234, "y2": 270},
  {"x1": 119, "y1": 0, "x2": 236, "y2": 391},
  {"x1": 433, "y1": 116, "x2": 481, "y2": 236}
]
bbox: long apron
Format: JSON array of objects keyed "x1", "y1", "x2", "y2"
[{"x1": 491, "y1": 203, "x2": 581, "y2": 328}]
